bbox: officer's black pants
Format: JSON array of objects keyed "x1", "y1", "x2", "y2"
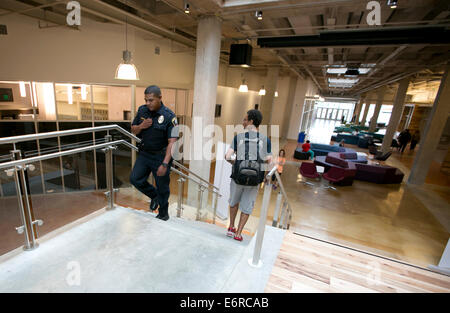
[{"x1": 130, "y1": 151, "x2": 170, "y2": 215}]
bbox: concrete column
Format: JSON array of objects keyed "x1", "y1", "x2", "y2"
[
  {"x1": 369, "y1": 87, "x2": 385, "y2": 133},
  {"x1": 281, "y1": 76, "x2": 298, "y2": 140},
  {"x1": 360, "y1": 95, "x2": 371, "y2": 126},
  {"x1": 187, "y1": 16, "x2": 222, "y2": 204},
  {"x1": 353, "y1": 95, "x2": 365, "y2": 123},
  {"x1": 381, "y1": 79, "x2": 409, "y2": 153},
  {"x1": 408, "y1": 64, "x2": 450, "y2": 185},
  {"x1": 260, "y1": 67, "x2": 279, "y2": 126}
]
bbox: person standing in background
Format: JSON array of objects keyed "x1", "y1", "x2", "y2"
[
  {"x1": 410, "y1": 131, "x2": 420, "y2": 151},
  {"x1": 397, "y1": 129, "x2": 412, "y2": 153}
]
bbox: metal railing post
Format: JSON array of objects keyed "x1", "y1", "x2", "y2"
[
  {"x1": 279, "y1": 202, "x2": 287, "y2": 229},
  {"x1": 104, "y1": 134, "x2": 116, "y2": 210},
  {"x1": 197, "y1": 185, "x2": 205, "y2": 221},
  {"x1": 9, "y1": 150, "x2": 42, "y2": 251},
  {"x1": 212, "y1": 192, "x2": 218, "y2": 225},
  {"x1": 272, "y1": 191, "x2": 283, "y2": 227},
  {"x1": 9, "y1": 150, "x2": 32, "y2": 250},
  {"x1": 177, "y1": 177, "x2": 185, "y2": 218},
  {"x1": 249, "y1": 181, "x2": 272, "y2": 268}
]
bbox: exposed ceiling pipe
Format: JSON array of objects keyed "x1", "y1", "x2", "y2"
[
  {"x1": 77, "y1": 0, "x2": 196, "y2": 48},
  {"x1": 0, "y1": 1, "x2": 65, "y2": 17}
]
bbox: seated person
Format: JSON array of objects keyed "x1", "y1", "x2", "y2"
[{"x1": 302, "y1": 140, "x2": 314, "y2": 160}]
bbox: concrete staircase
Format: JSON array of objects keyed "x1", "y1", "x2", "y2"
[{"x1": 0, "y1": 206, "x2": 285, "y2": 293}]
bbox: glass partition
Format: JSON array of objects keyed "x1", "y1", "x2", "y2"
[
  {"x1": 28, "y1": 157, "x2": 106, "y2": 239},
  {"x1": 0, "y1": 174, "x2": 25, "y2": 255}
]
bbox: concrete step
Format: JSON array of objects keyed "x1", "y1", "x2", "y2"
[{"x1": 0, "y1": 206, "x2": 286, "y2": 292}]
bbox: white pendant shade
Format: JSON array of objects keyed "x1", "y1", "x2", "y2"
[
  {"x1": 274, "y1": 91, "x2": 278, "y2": 97},
  {"x1": 115, "y1": 63, "x2": 139, "y2": 80},
  {"x1": 239, "y1": 83, "x2": 248, "y2": 92},
  {"x1": 259, "y1": 87, "x2": 266, "y2": 96}
]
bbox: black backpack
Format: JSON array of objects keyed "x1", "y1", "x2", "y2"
[{"x1": 232, "y1": 132, "x2": 266, "y2": 186}]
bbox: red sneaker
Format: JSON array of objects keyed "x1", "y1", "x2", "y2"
[
  {"x1": 226, "y1": 227, "x2": 236, "y2": 237},
  {"x1": 233, "y1": 234, "x2": 243, "y2": 242}
]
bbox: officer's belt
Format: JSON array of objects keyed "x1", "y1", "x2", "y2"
[{"x1": 142, "y1": 148, "x2": 166, "y2": 155}]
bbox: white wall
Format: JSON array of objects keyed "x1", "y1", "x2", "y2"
[{"x1": 0, "y1": 12, "x2": 195, "y2": 89}]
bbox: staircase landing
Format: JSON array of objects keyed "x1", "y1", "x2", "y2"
[{"x1": 0, "y1": 206, "x2": 285, "y2": 293}]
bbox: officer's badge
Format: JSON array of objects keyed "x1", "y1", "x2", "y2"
[
  {"x1": 172, "y1": 117, "x2": 178, "y2": 126},
  {"x1": 158, "y1": 115, "x2": 164, "y2": 124}
]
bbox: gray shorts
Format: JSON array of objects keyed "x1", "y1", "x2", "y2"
[{"x1": 229, "y1": 179, "x2": 259, "y2": 215}]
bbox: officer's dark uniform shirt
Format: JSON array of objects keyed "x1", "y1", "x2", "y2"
[{"x1": 132, "y1": 102, "x2": 179, "y2": 152}]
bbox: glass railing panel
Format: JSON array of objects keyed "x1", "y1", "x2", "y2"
[
  {"x1": 0, "y1": 163, "x2": 27, "y2": 255},
  {"x1": 27, "y1": 157, "x2": 106, "y2": 239}
]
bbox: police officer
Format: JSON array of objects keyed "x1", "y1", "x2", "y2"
[{"x1": 130, "y1": 85, "x2": 179, "y2": 221}]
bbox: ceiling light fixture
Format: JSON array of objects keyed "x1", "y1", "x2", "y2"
[
  {"x1": 274, "y1": 91, "x2": 278, "y2": 97},
  {"x1": 184, "y1": 2, "x2": 190, "y2": 14},
  {"x1": 259, "y1": 86, "x2": 266, "y2": 96},
  {"x1": 255, "y1": 11, "x2": 262, "y2": 20},
  {"x1": 115, "y1": 5, "x2": 139, "y2": 80},
  {"x1": 239, "y1": 79, "x2": 248, "y2": 93},
  {"x1": 387, "y1": 0, "x2": 398, "y2": 9},
  {"x1": 19, "y1": 81, "x2": 26, "y2": 97}
]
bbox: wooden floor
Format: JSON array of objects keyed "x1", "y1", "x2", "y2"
[{"x1": 265, "y1": 232, "x2": 450, "y2": 293}]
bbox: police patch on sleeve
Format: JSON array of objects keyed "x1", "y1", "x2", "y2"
[{"x1": 172, "y1": 117, "x2": 178, "y2": 126}]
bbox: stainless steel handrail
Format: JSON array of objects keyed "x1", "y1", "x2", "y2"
[
  {"x1": 172, "y1": 160, "x2": 221, "y2": 194},
  {"x1": 0, "y1": 125, "x2": 142, "y2": 146},
  {"x1": 171, "y1": 166, "x2": 220, "y2": 195},
  {"x1": 250, "y1": 164, "x2": 293, "y2": 267},
  {"x1": 0, "y1": 140, "x2": 137, "y2": 170}
]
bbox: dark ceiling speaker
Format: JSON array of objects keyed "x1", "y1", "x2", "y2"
[
  {"x1": 0, "y1": 25, "x2": 7, "y2": 35},
  {"x1": 229, "y1": 44, "x2": 252, "y2": 67}
]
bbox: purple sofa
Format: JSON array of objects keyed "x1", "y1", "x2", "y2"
[
  {"x1": 354, "y1": 163, "x2": 404, "y2": 184},
  {"x1": 314, "y1": 153, "x2": 357, "y2": 186}
]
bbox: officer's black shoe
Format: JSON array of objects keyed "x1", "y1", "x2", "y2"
[
  {"x1": 157, "y1": 214, "x2": 169, "y2": 221},
  {"x1": 150, "y1": 198, "x2": 159, "y2": 212}
]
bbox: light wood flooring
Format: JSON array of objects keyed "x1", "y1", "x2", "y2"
[{"x1": 265, "y1": 232, "x2": 450, "y2": 293}]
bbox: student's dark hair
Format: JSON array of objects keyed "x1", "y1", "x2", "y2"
[
  {"x1": 306, "y1": 140, "x2": 310, "y2": 143},
  {"x1": 144, "y1": 85, "x2": 161, "y2": 97},
  {"x1": 247, "y1": 109, "x2": 263, "y2": 127},
  {"x1": 279, "y1": 149, "x2": 286, "y2": 156}
]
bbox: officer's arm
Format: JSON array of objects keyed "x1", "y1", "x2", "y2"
[{"x1": 164, "y1": 138, "x2": 177, "y2": 164}]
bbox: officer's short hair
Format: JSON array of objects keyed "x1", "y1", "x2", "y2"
[
  {"x1": 144, "y1": 85, "x2": 161, "y2": 97},
  {"x1": 247, "y1": 109, "x2": 263, "y2": 128}
]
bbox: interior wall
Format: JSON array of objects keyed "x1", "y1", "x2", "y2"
[{"x1": 0, "y1": 12, "x2": 195, "y2": 89}]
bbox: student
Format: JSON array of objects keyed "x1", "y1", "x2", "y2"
[
  {"x1": 302, "y1": 140, "x2": 314, "y2": 160},
  {"x1": 225, "y1": 110, "x2": 272, "y2": 242},
  {"x1": 272, "y1": 149, "x2": 286, "y2": 190},
  {"x1": 410, "y1": 131, "x2": 420, "y2": 151},
  {"x1": 397, "y1": 129, "x2": 412, "y2": 153}
]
